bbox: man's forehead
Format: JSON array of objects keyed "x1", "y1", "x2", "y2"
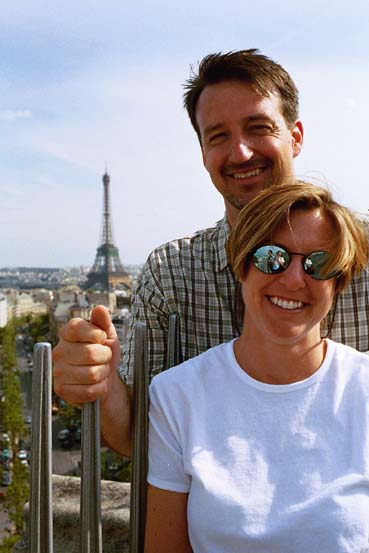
[{"x1": 196, "y1": 81, "x2": 283, "y2": 126}]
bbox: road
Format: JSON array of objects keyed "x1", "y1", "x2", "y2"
[{"x1": 52, "y1": 416, "x2": 81, "y2": 476}]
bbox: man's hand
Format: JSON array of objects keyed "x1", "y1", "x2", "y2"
[{"x1": 53, "y1": 305, "x2": 122, "y2": 407}]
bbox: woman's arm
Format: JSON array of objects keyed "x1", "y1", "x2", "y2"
[{"x1": 144, "y1": 484, "x2": 192, "y2": 553}]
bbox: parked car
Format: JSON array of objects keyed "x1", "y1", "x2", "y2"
[
  {"x1": 0, "y1": 432, "x2": 10, "y2": 445},
  {"x1": 17, "y1": 449, "x2": 28, "y2": 461},
  {"x1": 69, "y1": 419, "x2": 81, "y2": 442},
  {"x1": 57, "y1": 429, "x2": 73, "y2": 448},
  {"x1": 74, "y1": 427, "x2": 81, "y2": 443},
  {"x1": 1, "y1": 470, "x2": 12, "y2": 486},
  {"x1": 1, "y1": 448, "x2": 11, "y2": 462},
  {"x1": 24, "y1": 415, "x2": 32, "y2": 425}
]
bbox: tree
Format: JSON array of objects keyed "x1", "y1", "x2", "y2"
[
  {"x1": 58, "y1": 401, "x2": 80, "y2": 429},
  {"x1": 26, "y1": 313, "x2": 54, "y2": 345},
  {"x1": 1, "y1": 323, "x2": 25, "y2": 459},
  {"x1": 0, "y1": 314, "x2": 55, "y2": 548},
  {"x1": 2, "y1": 459, "x2": 29, "y2": 534},
  {"x1": 0, "y1": 322, "x2": 29, "y2": 547},
  {"x1": 0, "y1": 533, "x2": 22, "y2": 553},
  {"x1": 0, "y1": 324, "x2": 17, "y2": 371},
  {"x1": 101, "y1": 450, "x2": 131, "y2": 482}
]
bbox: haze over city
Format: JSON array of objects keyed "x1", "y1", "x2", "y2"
[{"x1": 1, "y1": 0, "x2": 368, "y2": 267}]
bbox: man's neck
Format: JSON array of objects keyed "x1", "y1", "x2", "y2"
[{"x1": 225, "y1": 205, "x2": 239, "y2": 228}]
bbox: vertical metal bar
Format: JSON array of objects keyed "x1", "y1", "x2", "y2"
[
  {"x1": 80, "y1": 400, "x2": 102, "y2": 553},
  {"x1": 129, "y1": 323, "x2": 148, "y2": 553},
  {"x1": 129, "y1": 314, "x2": 181, "y2": 552},
  {"x1": 29, "y1": 342, "x2": 53, "y2": 553},
  {"x1": 166, "y1": 313, "x2": 182, "y2": 369}
]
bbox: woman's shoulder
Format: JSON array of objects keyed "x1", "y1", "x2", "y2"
[
  {"x1": 328, "y1": 339, "x2": 369, "y2": 365},
  {"x1": 150, "y1": 339, "x2": 235, "y2": 393},
  {"x1": 327, "y1": 339, "x2": 369, "y2": 386}
]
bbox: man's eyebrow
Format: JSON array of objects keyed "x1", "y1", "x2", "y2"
[
  {"x1": 247, "y1": 114, "x2": 274, "y2": 123},
  {"x1": 203, "y1": 114, "x2": 275, "y2": 138}
]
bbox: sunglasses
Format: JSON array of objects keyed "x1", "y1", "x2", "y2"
[{"x1": 251, "y1": 245, "x2": 339, "y2": 280}]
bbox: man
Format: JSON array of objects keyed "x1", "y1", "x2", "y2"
[{"x1": 53, "y1": 50, "x2": 369, "y2": 456}]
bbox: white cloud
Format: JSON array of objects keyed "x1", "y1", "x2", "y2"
[{"x1": 0, "y1": 109, "x2": 32, "y2": 122}]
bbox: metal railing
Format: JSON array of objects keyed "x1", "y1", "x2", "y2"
[
  {"x1": 129, "y1": 313, "x2": 182, "y2": 553},
  {"x1": 29, "y1": 314, "x2": 182, "y2": 553},
  {"x1": 80, "y1": 400, "x2": 103, "y2": 553},
  {"x1": 29, "y1": 343, "x2": 53, "y2": 553},
  {"x1": 129, "y1": 323, "x2": 148, "y2": 553}
]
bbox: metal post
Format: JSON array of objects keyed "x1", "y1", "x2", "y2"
[
  {"x1": 80, "y1": 400, "x2": 102, "y2": 553},
  {"x1": 129, "y1": 314, "x2": 182, "y2": 552},
  {"x1": 129, "y1": 323, "x2": 149, "y2": 553},
  {"x1": 166, "y1": 313, "x2": 183, "y2": 369},
  {"x1": 29, "y1": 342, "x2": 53, "y2": 553}
]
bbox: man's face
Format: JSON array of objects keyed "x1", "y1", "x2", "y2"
[{"x1": 196, "y1": 80, "x2": 303, "y2": 226}]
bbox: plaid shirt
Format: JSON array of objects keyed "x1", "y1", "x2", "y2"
[{"x1": 121, "y1": 216, "x2": 369, "y2": 383}]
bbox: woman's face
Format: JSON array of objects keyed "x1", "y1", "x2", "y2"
[{"x1": 241, "y1": 208, "x2": 336, "y2": 348}]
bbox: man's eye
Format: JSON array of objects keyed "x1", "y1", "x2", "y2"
[
  {"x1": 207, "y1": 132, "x2": 226, "y2": 145},
  {"x1": 250, "y1": 124, "x2": 273, "y2": 133}
]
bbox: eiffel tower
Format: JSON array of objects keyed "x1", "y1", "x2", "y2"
[{"x1": 84, "y1": 171, "x2": 130, "y2": 292}]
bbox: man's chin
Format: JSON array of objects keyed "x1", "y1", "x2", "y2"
[{"x1": 225, "y1": 190, "x2": 268, "y2": 211}]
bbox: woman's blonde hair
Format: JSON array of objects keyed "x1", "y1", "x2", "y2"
[{"x1": 227, "y1": 181, "x2": 369, "y2": 294}]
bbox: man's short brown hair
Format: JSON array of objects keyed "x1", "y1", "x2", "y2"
[{"x1": 183, "y1": 49, "x2": 299, "y2": 141}]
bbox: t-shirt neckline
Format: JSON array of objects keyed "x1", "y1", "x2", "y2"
[{"x1": 228, "y1": 338, "x2": 334, "y2": 394}]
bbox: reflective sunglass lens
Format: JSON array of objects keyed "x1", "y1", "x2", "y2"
[
  {"x1": 304, "y1": 252, "x2": 335, "y2": 280},
  {"x1": 303, "y1": 256, "x2": 315, "y2": 275},
  {"x1": 253, "y1": 246, "x2": 289, "y2": 275},
  {"x1": 252, "y1": 246, "x2": 337, "y2": 280}
]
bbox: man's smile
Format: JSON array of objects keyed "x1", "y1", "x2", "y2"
[
  {"x1": 223, "y1": 160, "x2": 269, "y2": 181},
  {"x1": 231, "y1": 167, "x2": 264, "y2": 179}
]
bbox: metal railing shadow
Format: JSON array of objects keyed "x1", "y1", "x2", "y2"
[{"x1": 29, "y1": 313, "x2": 182, "y2": 553}]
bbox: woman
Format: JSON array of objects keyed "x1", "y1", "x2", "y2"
[{"x1": 145, "y1": 181, "x2": 369, "y2": 553}]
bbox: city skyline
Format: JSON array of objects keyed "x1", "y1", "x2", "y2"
[{"x1": 1, "y1": 0, "x2": 368, "y2": 267}]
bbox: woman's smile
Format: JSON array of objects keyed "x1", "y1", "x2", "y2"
[{"x1": 267, "y1": 295, "x2": 305, "y2": 310}]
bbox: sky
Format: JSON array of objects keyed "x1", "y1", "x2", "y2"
[{"x1": 1, "y1": 0, "x2": 369, "y2": 267}]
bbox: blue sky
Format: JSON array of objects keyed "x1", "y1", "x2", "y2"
[{"x1": 1, "y1": 0, "x2": 368, "y2": 267}]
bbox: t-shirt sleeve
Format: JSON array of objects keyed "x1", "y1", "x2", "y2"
[{"x1": 147, "y1": 376, "x2": 190, "y2": 493}]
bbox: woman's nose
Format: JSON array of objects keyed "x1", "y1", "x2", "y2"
[{"x1": 278, "y1": 257, "x2": 306, "y2": 290}]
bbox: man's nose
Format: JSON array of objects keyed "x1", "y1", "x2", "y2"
[
  {"x1": 229, "y1": 137, "x2": 253, "y2": 163},
  {"x1": 278, "y1": 257, "x2": 306, "y2": 291}
]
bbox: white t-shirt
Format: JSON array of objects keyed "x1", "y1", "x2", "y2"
[{"x1": 148, "y1": 339, "x2": 369, "y2": 553}]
